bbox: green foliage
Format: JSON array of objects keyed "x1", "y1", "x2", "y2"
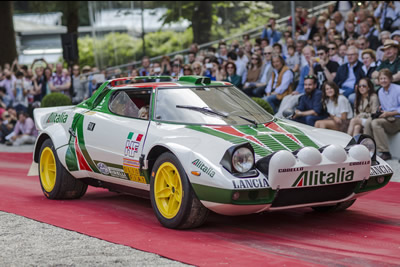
[
  {"x1": 251, "y1": 97, "x2": 274, "y2": 115},
  {"x1": 41, "y1": 93, "x2": 72, "y2": 108},
  {"x1": 78, "y1": 30, "x2": 193, "y2": 68}
]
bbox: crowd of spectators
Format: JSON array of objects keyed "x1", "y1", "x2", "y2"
[{"x1": 0, "y1": 1, "x2": 400, "y2": 161}]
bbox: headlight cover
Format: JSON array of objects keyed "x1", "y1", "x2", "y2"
[
  {"x1": 232, "y1": 147, "x2": 254, "y2": 173},
  {"x1": 346, "y1": 134, "x2": 376, "y2": 161},
  {"x1": 220, "y1": 143, "x2": 257, "y2": 177},
  {"x1": 360, "y1": 138, "x2": 375, "y2": 158}
]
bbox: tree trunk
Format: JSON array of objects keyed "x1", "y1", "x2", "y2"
[
  {"x1": 192, "y1": 1, "x2": 213, "y2": 44},
  {"x1": 63, "y1": 1, "x2": 80, "y2": 65},
  {"x1": 0, "y1": 1, "x2": 17, "y2": 68}
]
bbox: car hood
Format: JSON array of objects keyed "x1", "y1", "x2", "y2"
[{"x1": 185, "y1": 119, "x2": 339, "y2": 159}]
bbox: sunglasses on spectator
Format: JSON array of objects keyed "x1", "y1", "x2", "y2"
[
  {"x1": 193, "y1": 67, "x2": 201, "y2": 70},
  {"x1": 328, "y1": 47, "x2": 336, "y2": 50},
  {"x1": 317, "y1": 53, "x2": 325, "y2": 56},
  {"x1": 184, "y1": 68, "x2": 191, "y2": 71},
  {"x1": 264, "y1": 52, "x2": 272, "y2": 55},
  {"x1": 304, "y1": 75, "x2": 317, "y2": 80}
]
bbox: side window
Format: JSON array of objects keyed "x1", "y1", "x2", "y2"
[{"x1": 109, "y1": 90, "x2": 151, "y2": 119}]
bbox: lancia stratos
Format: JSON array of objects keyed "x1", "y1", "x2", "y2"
[{"x1": 33, "y1": 76, "x2": 394, "y2": 229}]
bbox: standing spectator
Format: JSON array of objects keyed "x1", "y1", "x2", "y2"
[
  {"x1": 12, "y1": 71, "x2": 28, "y2": 113},
  {"x1": 0, "y1": 87, "x2": 11, "y2": 108},
  {"x1": 315, "y1": 81, "x2": 353, "y2": 132},
  {"x1": 364, "y1": 69, "x2": 400, "y2": 160},
  {"x1": 0, "y1": 69, "x2": 16, "y2": 103},
  {"x1": 71, "y1": 65, "x2": 87, "y2": 104},
  {"x1": 333, "y1": 45, "x2": 365, "y2": 104},
  {"x1": 310, "y1": 46, "x2": 339, "y2": 89},
  {"x1": 224, "y1": 62, "x2": 242, "y2": 89},
  {"x1": 263, "y1": 55, "x2": 294, "y2": 113},
  {"x1": 32, "y1": 66, "x2": 44, "y2": 103},
  {"x1": 292, "y1": 75, "x2": 327, "y2": 126},
  {"x1": 361, "y1": 49, "x2": 377, "y2": 79},
  {"x1": 51, "y1": 63, "x2": 71, "y2": 97},
  {"x1": 5, "y1": 111, "x2": 37, "y2": 146},
  {"x1": 42, "y1": 67, "x2": 54, "y2": 99},
  {"x1": 374, "y1": 1, "x2": 400, "y2": 32},
  {"x1": 261, "y1": 18, "x2": 282, "y2": 45},
  {"x1": 347, "y1": 78, "x2": 379, "y2": 136},
  {"x1": 372, "y1": 40, "x2": 400, "y2": 85}
]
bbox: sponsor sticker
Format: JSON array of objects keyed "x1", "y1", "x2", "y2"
[
  {"x1": 124, "y1": 132, "x2": 143, "y2": 158},
  {"x1": 370, "y1": 165, "x2": 393, "y2": 177},
  {"x1": 97, "y1": 162, "x2": 110, "y2": 175},
  {"x1": 292, "y1": 168, "x2": 354, "y2": 187},
  {"x1": 46, "y1": 112, "x2": 68, "y2": 124},
  {"x1": 122, "y1": 157, "x2": 146, "y2": 183},
  {"x1": 232, "y1": 178, "x2": 269, "y2": 189},
  {"x1": 108, "y1": 167, "x2": 128, "y2": 179},
  {"x1": 192, "y1": 159, "x2": 215, "y2": 177}
]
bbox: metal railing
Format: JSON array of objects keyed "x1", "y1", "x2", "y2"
[{"x1": 84, "y1": 1, "x2": 335, "y2": 76}]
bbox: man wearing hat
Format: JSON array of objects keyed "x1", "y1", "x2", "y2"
[{"x1": 372, "y1": 39, "x2": 400, "y2": 85}]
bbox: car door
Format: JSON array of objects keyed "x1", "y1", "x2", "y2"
[{"x1": 83, "y1": 89, "x2": 151, "y2": 185}]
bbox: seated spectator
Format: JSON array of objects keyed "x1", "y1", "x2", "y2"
[
  {"x1": 356, "y1": 36, "x2": 370, "y2": 57},
  {"x1": 347, "y1": 78, "x2": 379, "y2": 136},
  {"x1": 342, "y1": 21, "x2": 359, "y2": 44},
  {"x1": 292, "y1": 75, "x2": 327, "y2": 126},
  {"x1": 296, "y1": 45, "x2": 316, "y2": 94},
  {"x1": 338, "y1": 43, "x2": 348, "y2": 64},
  {"x1": 138, "y1": 105, "x2": 149, "y2": 120},
  {"x1": 0, "y1": 86, "x2": 11, "y2": 108},
  {"x1": 359, "y1": 22, "x2": 379, "y2": 50},
  {"x1": 285, "y1": 45, "x2": 300, "y2": 74},
  {"x1": 204, "y1": 58, "x2": 222, "y2": 81},
  {"x1": 364, "y1": 69, "x2": 400, "y2": 160},
  {"x1": 327, "y1": 42, "x2": 343, "y2": 65},
  {"x1": 361, "y1": 49, "x2": 377, "y2": 79},
  {"x1": 161, "y1": 55, "x2": 171, "y2": 75},
  {"x1": 372, "y1": 40, "x2": 400, "y2": 85},
  {"x1": 309, "y1": 46, "x2": 339, "y2": 89},
  {"x1": 376, "y1": 31, "x2": 391, "y2": 62},
  {"x1": 273, "y1": 43, "x2": 285, "y2": 59},
  {"x1": 183, "y1": 64, "x2": 193, "y2": 76},
  {"x1": 171, "y1": 60, "x2": 183, "y2": 77},
  {"x1": 223, "y1": 62, "x2": 242, "y2": 89},
  {"x1": 5, "y1": 111, "x2": 37, "y2": 146},
  {"x1": 315, "y1": 81, "x2": 353, "y2": 132},
  {"x1": 242, "y1": 53, "x2": 264, "y2": 95},
  {"x1": 333, "y1": 45, "x2": 365, "y2": 104},
  {"x1": 227, "y1": 51, "x2": 246, "y2": 84},
  {"x1": 191, "y1": 61, "x2": 204, "y2": 76},
  {"x1": 263, "y1": 55, "x2": 294, "y2": 113}
]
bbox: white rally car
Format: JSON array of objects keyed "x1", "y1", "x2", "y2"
[{"x1": 33, "y1": 76, "x2": 394, "y2": 229}]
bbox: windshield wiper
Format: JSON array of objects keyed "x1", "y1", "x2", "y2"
[
  {"x1": 176, "y1": 105, "x2": 228, "y2": 117},
  {"x1": 237, "y1": 115, "x2": 258, "y2": 127}
]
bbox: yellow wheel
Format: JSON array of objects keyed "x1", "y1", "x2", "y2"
[
  {"x1": 38, "y1": 139, "x2": 87, "y2": 199},
  {"x1": 150, "y1": 152, "x2": 209, "y2": 229},
  {"x1": 40, "y1": 147, "x2": 57, "y2": 192},
  {"x1": 154, "y1": 162, "x2": 183, "y2": 219}
]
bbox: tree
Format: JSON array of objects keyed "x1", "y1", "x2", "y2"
[
  {"x1": 0, "y1": 1, "x2": 17, "y2": 67},
  {"x1": 161, "y1": 1, "x2": 215, "y2": 44}
]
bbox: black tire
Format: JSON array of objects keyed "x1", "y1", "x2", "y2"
[
  {"x1": 311, "y1": 199, "x2": 356, "y2": 212},
  {"x1": 150, "y1": 152, "x2": 209, "y2": 229},
  {"x1": 38, "y1": 139, "x2": 87, "y2": 199}
]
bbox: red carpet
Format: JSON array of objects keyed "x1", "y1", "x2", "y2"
[{"x1": 1, "y1": 152, "x2": 400, "y2": 266}]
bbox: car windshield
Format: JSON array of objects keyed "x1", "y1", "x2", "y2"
[{"x1": 154, "y1": 86, "x2": 274, "y2": 125}]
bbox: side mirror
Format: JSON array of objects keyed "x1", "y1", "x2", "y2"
[{"x1": 282, "y1": 108, "x2": 294, "y2": 119}]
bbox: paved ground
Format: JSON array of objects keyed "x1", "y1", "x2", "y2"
[{"x1": 0, "y1": 143, "x2": 399, "y2": 266}]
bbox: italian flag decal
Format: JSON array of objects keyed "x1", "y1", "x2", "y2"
[{"x1": 187, "y1": 120, "x2": 319, "y2": 157}]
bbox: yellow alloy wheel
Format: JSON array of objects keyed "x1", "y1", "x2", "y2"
[
  {"x1": 154, "y1": 162, "x2": 183, "y2": 219},
  {"x1": 40, "y1": 147, "x2": 57, "y2": 192}
]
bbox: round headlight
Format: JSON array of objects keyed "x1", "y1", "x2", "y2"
[
  {"x1": 232, "y1": 147, "x2": 254, "y2": 173},
  {"x1": 360, "y1": 138, "x2": 375, "y2": 158}
]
